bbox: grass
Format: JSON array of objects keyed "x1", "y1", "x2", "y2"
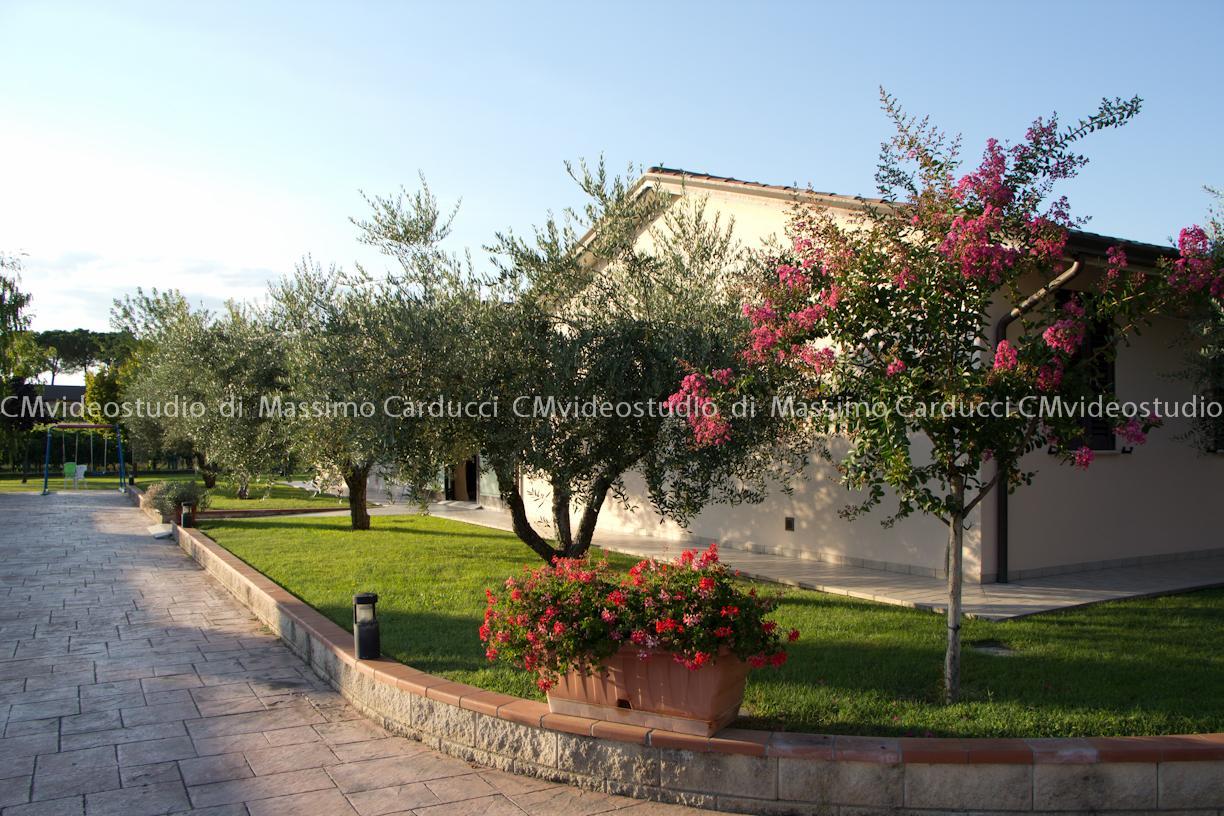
[
  {"x1": 200, "y1": 512, "x2": 1224, "y2": 738},
  {"x1": 0, "y1": 472, "x2": 354, "y2": 510},
  {"x1": 0, "y1": 472, "x2": 132, "y2": 493},
  {"x1": 134, "y1": 474, "x2": 355, "y2": 511}
]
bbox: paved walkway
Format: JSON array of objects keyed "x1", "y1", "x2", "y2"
[
  {"x1": 0, "y1": 491, "x2": 708, "y2": 816},
  {"x1": 424, "y1": 502, "x2": 1224, "y2": 621}
]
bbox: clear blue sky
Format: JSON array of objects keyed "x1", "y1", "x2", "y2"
[{"x1": 3, "y1": 0, "x2": 1222, "y2": 344}]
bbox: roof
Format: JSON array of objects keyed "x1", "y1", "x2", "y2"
[
  {"x1": 41, "y1": 385, "x2": 86, "y2": 403},
  {"x1": 641, "y1": 166, "x2": 1178, "y2": 266}
]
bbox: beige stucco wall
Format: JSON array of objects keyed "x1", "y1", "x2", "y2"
[{"x1": 994, "y1": 310, "x2": 1223, "y2": 578}]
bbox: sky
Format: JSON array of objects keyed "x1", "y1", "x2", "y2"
[{"x1": 3, "y1": 0, "x2": 1223, "y2": 363}]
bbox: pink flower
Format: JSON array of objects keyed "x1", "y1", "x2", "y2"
[
  {"x1": 1072, "y1": 446, "x2": 1094, "y2": 469},
  {"x1": 1106, "y1": 245, "x2": 1128, "y2": 281},
  {"x1": 787, "y1": 304, "x2": 827, "y2": 331},
  {"x1": 793, "y1": 345, "x2": 836, "y2": 374},
  {"x1": 954, "y1": 138, "x2": 1014, "y2": 208},
  {"x1": 886, "y1": 358, "x2": 906, "y2": 377},
  {"x1": 1042, "y1": 318, "x2": 1085, "y2": 355},
  {"x1": 893, "y1": 266, "x2": 916, "y2": 289},
  {"x1": 1036, "y1": 361, "x2": 1064, "y2": 392},
  {"x1": 777, "y1": 264, "x2": 807, "y2": 290},
  {"x1": 1116, "y1": 417, "x2": 1148, "y2": 445},
  {"x1": 993, "y1": 340, "x2": 1018, "y2": 371}
]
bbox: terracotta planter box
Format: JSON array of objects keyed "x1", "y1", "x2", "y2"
[{"x1": 547, "y1": 646, "x2": 748, "y2": 736}]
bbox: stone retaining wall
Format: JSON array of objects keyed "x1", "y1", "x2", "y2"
[{"x1": 128, "y1": 488, "x2": 1224, "y2": 814}]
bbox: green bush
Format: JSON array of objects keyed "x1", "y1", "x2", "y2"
[{"x1": 146, "y1": 479, "x2": 211, "y2": 522}]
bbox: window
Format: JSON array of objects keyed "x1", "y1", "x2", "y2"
[{"x1": 1058, "y1": 290, "x2": 1116, "y2": 451}]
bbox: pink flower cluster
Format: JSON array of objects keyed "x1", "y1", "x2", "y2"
[
  {"x1": 1072, "y1": 446, "x2": 1094, "y2": 469},
  {"x1": 1036, "y1": 361, "x2": 1064, "y2": 392},
  {"x1": 1106, "y1": 245, "x2": 1128, "y2": 281},
  {"x1": 938, "y1": 206, "x2": 1020, "y2": 282},
  {"x1": 1042, "y1": 301, "x2": 1086, "y2": 356},
  {"x1": 1168, "y1": 226, "x2": 1223, "y2": 298},
  {"x1": 1116, "y1": 416, "x2": 1159, "y2": 446},
  {"x1": 792, "y1": 345, "x2": 836, "y2": 375},
  {"x1": 1042, "y1": 319, "x2": 1085, "y2": 355},
  {"x1": 993, "y1": 340, "x2": 1019, "y2": 371},
  {"x1": 886, "y1": 358, "x2": 906, "y2": 377},
  {"x1": 664, "y1": 372, "x2": 731, "y2": 447},
  {"x1": 954, "y1": 139, "x2": 1014, "y2": 208}
]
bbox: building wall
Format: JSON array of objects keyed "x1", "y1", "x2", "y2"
[{"x1": 995, "y1": 310, "x2": 1223, "y2": 579}]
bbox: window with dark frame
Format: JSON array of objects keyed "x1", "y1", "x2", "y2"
[{"x1": 1057, "y1": 290, "x2": 1117, "y2": 451}]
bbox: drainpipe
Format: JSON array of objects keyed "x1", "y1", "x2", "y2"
[{"x1": 992, "y1": 257, "x2": 1082, "y2": 583}]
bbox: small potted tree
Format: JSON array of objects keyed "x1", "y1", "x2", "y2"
[{"x1": 481, "y1": 544, "x2": 796, "y2": 735}]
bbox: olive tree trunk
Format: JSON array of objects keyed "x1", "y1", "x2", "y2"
[{"x1": 344, "y1": 464, "x2": 371, "y2": 530}]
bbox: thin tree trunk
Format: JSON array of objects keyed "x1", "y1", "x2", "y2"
[
  {"x1": 570, "y1": 475, "x2": 614, "y2": 558},
  {"x1": 551, "y1": 482, "x2": 573, "y2": 553},
  {"x1": 236, "y1": 478, "x2": 249, "y2": 500},
  {"x1": 493, "y1": 462, "x2": 559, "y2": 562},
  {"x1": 944, "y1": 475, "x2": 965, "y2": 704},
  {"x1": 20, "y1": 433, "x2": 31, "y2": 483},
  {"x1": 344, "y1": 464, "x2": 371, "y2": 531}
]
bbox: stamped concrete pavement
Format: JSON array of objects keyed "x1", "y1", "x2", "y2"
[{"x1": 0, "y1": 490, "x2": 709, "y2": 816}]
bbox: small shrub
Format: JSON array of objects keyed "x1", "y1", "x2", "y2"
[{"x1": 147, "y1": 480, "x2": 211, "y2": 522}]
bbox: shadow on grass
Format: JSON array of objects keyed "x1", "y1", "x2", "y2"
[{"x1": 200, "y1": 517, "x2": 523, "y2": 543}]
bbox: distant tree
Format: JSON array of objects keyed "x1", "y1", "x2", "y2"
[
  {"x1": 1, "y1": 254, "x2": 36, "y2": 478},
  {"x1": 113, "y1": 290, "x2": 288, "y2": 494},
  {"x1": 1, "y1": 253, "x2": 32, "y2": 378},
  {"x1": 112, "y1": 289, "x2": 220, "y2": 485}
]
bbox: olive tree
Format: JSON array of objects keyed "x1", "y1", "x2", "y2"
[{"x1": 477, "y1": 162, "x2": 803, "y2": 561}]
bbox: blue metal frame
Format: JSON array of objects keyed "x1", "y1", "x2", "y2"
[{"x1": 40, "y1": 424, "x2": 127, "y2": 495}]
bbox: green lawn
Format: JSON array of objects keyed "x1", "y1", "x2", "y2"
[
  {"x1": 134, "y1": 475, "x2": 355, "y2": 511},
  {"x1": 0, "y1": 472, "x2": 133, "y2": 493},
  {"x1": 201, "y1": 513, "x2": 1224, "y2": 738},
  {"x1": 0, "y1": 472, "x2": 353, "y2": 511}
]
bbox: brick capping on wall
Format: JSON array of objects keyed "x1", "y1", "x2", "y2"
[{"x1": 125, "y1": 485, "x2": 1224, "y2": 813}]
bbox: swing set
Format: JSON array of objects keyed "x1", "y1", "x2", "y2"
[{"x1": 39, "y1": 423, "x2": 128, "y2": 495}]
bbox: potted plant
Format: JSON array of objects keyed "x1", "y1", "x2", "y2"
[
  {"x1": 147, "y1": 480, "x2": 211, "y2": 525},
  {"x1": 481, "y1": 544, "x2": 796, "y2": 735}
]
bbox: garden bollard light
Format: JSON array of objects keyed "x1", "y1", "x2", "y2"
[
  {"x1": 181, "y1": 503, "x2": 193, "y2": 528},
  {"x1": 354, "y1": 592, "x2": 380, "y2": 659}
]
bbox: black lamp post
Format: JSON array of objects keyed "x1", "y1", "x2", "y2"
[{"x1": 353, "y1": 592, "x2": 380, "y2": 659}]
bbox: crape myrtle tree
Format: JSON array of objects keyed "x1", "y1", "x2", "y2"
[
  {"x1": 669, "y1": 91, "x2": 1222, "y2": 702},
  {"x1": 1166, "y1": 193, "x2": 1224, "y2": 453},
  {"x1": 481, "y1": 162, "x2": 805, "y2": 562}
]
